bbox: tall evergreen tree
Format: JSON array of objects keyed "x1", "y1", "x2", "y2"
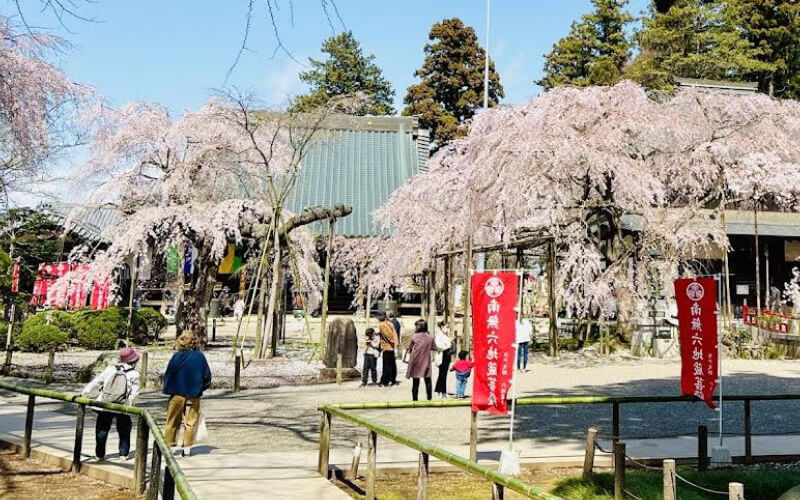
[
  {"x1": 731, "y1": 0, "x2": 800, "y2": 98},
  {"x1": 537, "y1": 0, "x2": 633, "y2": 89},
  {"x1": 403, "y1": 18, "x2": 504, "y2": 147},
  {"x1": 628, "y1": 0, "x2": 773, "y2": 90},
  {"x1": 290, "y1": 31, "x2": 395, "y2": 116}
]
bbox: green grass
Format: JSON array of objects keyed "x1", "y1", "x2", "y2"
[{"x1": 552, "y1": 467, "x2": 800, "y2": 500}]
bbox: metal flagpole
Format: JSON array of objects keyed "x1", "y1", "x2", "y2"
[
  {"x1": 483, "y1": 0, "x2": 491, "y2": 110},
  {"x1": 500, "y1": 270, "x2": 523, "y2": 475}
]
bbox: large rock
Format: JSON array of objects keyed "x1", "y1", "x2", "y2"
[
  {"x1": 324, "y1": 318, "x2": 358, "y2": 369},
  {"x1": 779, "y1": 485, "x2": 800, "y2": 500}
]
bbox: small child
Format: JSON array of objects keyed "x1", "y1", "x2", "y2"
[
  {"x1": 360, "y1": 328, "x2": 380, "y2": 386},
  {"x1": 450, "y1": 350, "x2": 474, "y2": 399}
]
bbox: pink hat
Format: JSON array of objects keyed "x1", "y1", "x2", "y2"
[{"x1": 119, "y1": 347, "x2": 140, "y2": 364}]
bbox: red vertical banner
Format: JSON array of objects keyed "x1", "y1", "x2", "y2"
[
  {"x1": 10, "y1": 261, "x2": 19, "y2": 293},
  {"x1": 675, "y1": 277, "x2": 718, "y2": 409},
  {"x1": 471, "y1": 272, "x2": 519, "y2": 415}
]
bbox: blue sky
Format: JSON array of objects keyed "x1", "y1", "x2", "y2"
[{"x1": 12, "y1": 0, "x2": 651, "y2": 114}]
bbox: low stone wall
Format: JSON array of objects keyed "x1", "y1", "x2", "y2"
[{"x1": 769, "y1": 334, "x2": 800, "y2": 358}]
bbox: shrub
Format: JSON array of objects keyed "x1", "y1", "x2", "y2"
[
  {"x1": 132, "y1": 307, "x2": 167, "y2": 343},
  {"x1": 73, "y1": 307, "x2": 127, "y2": 350},
  {"x1": 17, "y1": 310, "x2": 74, "y2": 352}
]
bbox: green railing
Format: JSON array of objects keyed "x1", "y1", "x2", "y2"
[
  {"x1": 319, "y1": 393, "x2": 800, "y2": 499},
  {"x1": 0, "y1": 380, "x2": 196, "y2": 500}
]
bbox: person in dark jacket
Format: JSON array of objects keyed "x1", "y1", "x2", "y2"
[{"x1": 163, "y1": 331, "x2": 212, "y2": 457}]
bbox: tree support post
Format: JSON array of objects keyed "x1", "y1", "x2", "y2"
[
  {"x1": 583, "y1": 427, "x2": 597, "y2": 479},
  {"x1": 470, "y1": 410, "x2": 478, "y2": 462},
  {"x1": 148, "y1": 445, "x2": 162, "y2": 500},
  {"x1": 428, "y1": 268, "x2": 437, "y2": 336},
  {"x1": 139, "y1": 351, "x2": 148, "y2": 390},
  {"x1": 613, "y1": 442, "x2": 626, "y2": 500},
  {"x1": 134, "y1": 416, "x2": 149, "y2": 494},
  {"x1": 318, "y1": 411, "x2": 331, "y2": 478},
  {"x1": 72, "y1": 404, "x2": 85, "y2": 472},
  {"x1": 234, "y1": 353, "x2": 241, "y2": 392},
  {"x1": 23, "y1": 394, "x2": 34, "y2": 457},
  {"x1": 320, "y1": 218, "x2": 335, "y2": 358},
  {"x1": 698, "y1": 425, "x2": 708, "y2": 472},
  {"x1": 366, "y1": 430, "x2": 377, "y2": 500},
  {"x1": 417, "y1": 452, "x2": 429, "y2": 500},
  {"x1": 46, "y1": 349, "x2": 55, "y2": 384},
  {"x1": 729, "y1": 482, "x2": 744, "y2": 500},
  {"x1": 663, "y1": 459, "x2": 676, "y2": 500},
  {"x1": 547, "y1": 240, "x2": 558, "y2": 357}
]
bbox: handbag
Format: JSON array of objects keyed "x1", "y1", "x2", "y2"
[{"x1": 195, "y1": 412, "x2": 208, "y2": 442}]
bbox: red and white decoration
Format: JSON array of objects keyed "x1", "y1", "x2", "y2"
[
  {"x1": 675, "y1": 277, "x2": 718, "y2": 409},
  {"x1": 30, "y1": 262, "x2": 111, "y2": 310},
  {"x1": 471, "y1": 272, "x2": 519, "y2": 415}
]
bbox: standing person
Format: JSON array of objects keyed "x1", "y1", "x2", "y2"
[
  {"x1": 433, "y1": 321, "x2": 453, "y2": 399},
  {"x1": 516, "y1": 317, "x2": 533, "y2": 372},
  {"x1": 406, "y1": 319, "x2": 435, "y2": 401},
  {"x1": 388, "y1": 311, "x2": 402, "y2": 353},
  {"x1": 233, "y1": 297, "x2": 245, "y2": 323},
  {"x1": 163, "y1": 331, "x2": 212, "y2": 458},
  {"x1": 377, "y1": 312, "x2": 398, "y2": 386},
  {"x1": 361, "y1": 328, "x2": 380, "y2": 386},
  {"x1": 81, "y1": 347, "x2": 140, "y2": 461},
  {"x1": 450, "y1": 351, "x2": 474, "y2": 399}
]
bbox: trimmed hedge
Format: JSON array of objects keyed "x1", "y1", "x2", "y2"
[
  {"x1": 16, "y1": 310, "x2": 75, "y2": 352},
  {"x1": 17, "y1": 306, "x2": 168, "y2": 352}
]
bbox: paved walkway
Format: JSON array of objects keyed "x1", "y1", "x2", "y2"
[{"x1": 0, "y1": 395, "x2": 350, "y2": 500}]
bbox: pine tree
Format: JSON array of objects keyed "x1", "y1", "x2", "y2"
[
  {"x1": 731, "y1": 0, "x2": 800, "y2": 98},
  {"x1": 628, "y1": 0, "x2": 773, "y2": 90},
  {"x1": 290, "y1": 31, "x2": 395, "y2": 116},
  {"x1": 537, "y1": 0, "x2": 633, "y2": 89},
  {"x1": 403, "y1": 18, "x2": 504, "y2": 147}
]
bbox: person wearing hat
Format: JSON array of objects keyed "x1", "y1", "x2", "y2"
[
  {"x1": 163, "y1": 331, "x2": 212, "y2": 457},
  {"x1": 81, "y1": 346, "x2": 141, "y2": 461}
]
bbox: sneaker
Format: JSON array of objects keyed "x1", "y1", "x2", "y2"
[
  {"x1": 359, "y1": 383, "x2": 367, "y2": 387},
  {"x1": 172, "y1": 446, "x2": 183, "y2": 457}
]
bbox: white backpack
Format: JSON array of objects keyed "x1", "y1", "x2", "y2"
[{"x1": 101, "y1": 366, "x2": 130, "y2": 404}]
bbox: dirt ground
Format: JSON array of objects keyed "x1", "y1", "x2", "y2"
[{"x1": 0, "y1": 449, "x2": 137, "y2": 500}]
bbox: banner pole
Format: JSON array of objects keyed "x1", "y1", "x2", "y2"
[{"x1": 718, "y1": 302, "x2": 723, "y2": 447}]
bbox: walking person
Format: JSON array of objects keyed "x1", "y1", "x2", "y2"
[
  {"x1": 377, "y1": 312, "x2": 398, "y2": 386},
  {"x1": 163, "y1": 331, "x2": 212, "y2": 458},
  {"x1": 433, "y1": 321, "x2": 453, "y2": 399},
  {"x1": 81, "y1": 347, "x2": 140, "y2": 461},
  {"x1": 360, "y1": 328, "x2": 380, "y2": 386},
  {"x1": 406, "y1": 319, "x2": 435, "y2": 401},
  {"x1": 451, "y1": 351, "x2": 474, "y2": 399},
  {"x1": 516, "y1": 317, "x2": 532, "y2": 372}
]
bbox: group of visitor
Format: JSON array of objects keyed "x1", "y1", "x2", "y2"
[{"x1": 81, "y1": 330, "x2": 212, "y2": 462}]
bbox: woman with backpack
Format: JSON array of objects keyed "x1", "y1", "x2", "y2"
[
  {"x1": 81, "y1": 347, "x2": 141, "y2": 461},
  {"x1": 163, "y1": 331, "x2": 212, "y2": 458}
]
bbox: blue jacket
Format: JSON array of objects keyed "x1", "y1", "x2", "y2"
[{"x1": 163, "y1": 350, "x2": 212, "y2": 398}]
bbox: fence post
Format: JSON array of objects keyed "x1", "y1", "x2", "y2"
[
  {"x1": 336, "y1": 353, "x2": 343, "y2": 386},
  {"x1": 349, "y1": 443, "x2": 362, "y2": 480},
  {"x1": 139, "y1": 351, "x2": 149, "y2": 390},
  {"x1": 470, "y1": 410, "x2": 478, "y2": 462},
  {"x1": 492, "y1": 483, "x2": 505, "y2": 500},
  {"x1": 698, "y1": 425, "x2": 708, "y2": 472},
  {"x1": 744, "y1": 399, "x2": 752, "y2": 464},
  {"x1": 23, "y1": 394, "x2": 34, "y2": 457},
  {"x1": 3, "y1": 345, "x2": 11, "y2": 374},
  {"x1": 234, "y1": 353, "x2": 241, "y2": 392},
  {"x1": 663, "y1": 459, "x2": 676, "y2": 500},
  {"x1": 318, "y1": 411, "x2": 331, "y2": 478},
  {"x1": 134, "y1": 416, "x2": 149, "y2": 494},
  {"x1": 212, "y1": 318, "x2": 216, "y2": 342},
  {"x1": 729, "y1": 482, "x2": 744, "y2": 500},
  {"x1": 163, "y1": 465, "x2": 175, "y2": 500},
  {"x1": 417, "y1": 452, "x2": 429, "y2": 500},
  {"x1": 148, "y1": 445, "x2": 162, "y2": 500},
  {"x1": 366, "y1": 430, "x2": 377, "y2": 500},
  {"x1": 612, "y1": 402, "x2": 620, "y2": 445},
  {"x1": 613, "y1": 442, "x2": 625, "y2": 500},
  {"x1": 46, "y1": 349, "x2": 55, "y2": 384},
  {"x1": 583, "y1": 427, "x2": 598, "y2": 479},
  {"x1": 71, "y1": 404, "x2": 85, "y2": 472}
]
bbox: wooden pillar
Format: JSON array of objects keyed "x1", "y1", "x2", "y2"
[
  {"x1": 46, "y1": 349, "x2": 55, "y2": 384},
  {"x1": 612, "y1": 402, "x2": 620, "y2": 445},
  {"x1": 417, "y1": 452, "x2": 429, "y2": 500},
  {"x1": 336, "y1": 353, "x2": 343, "y2": 386},
  {"x1": 463, "y1": 235, "x2": 473, "y2": 352},
  {"x1": 428, "y1": 268, "x2": 437, "y2": 335},
  {"x1": 744, "y1": 400, "x2": 752, "y2": 464},
  {"x1": 583, "y1": 427, "x2": 597, "y2": 479},
  {"x1": 366, "y1": 430, "x2": 377, "y2": 500},
  {"x1": 134, "y1": 416, "x2": 149, "y2": 494},
  {"x1": 443, "y1": 257, "x2": 451, "y2": 325},
  {"x1": 72, "y1": 404, "x2": 85, "y2": 472},
  {"x1": 470, "y1": 411, "x2": 478, "y2": 462},
  {"x1": 148, "y1": 445, "x2": 162, "y2": 500},
  {"x1": 613, "y1": 442, "x2": 626, "y2": 500},
  {"x1": 421, "y1": 271, "x2": 428, "y2": 318},
  {"x1": 23, "y1": 394, "x2": 34, "y2": 457},
  {"x1": 234, "y1": 353, "x2": 241, "y2": 392},
  {"x1": 349, "y1": 443, "x2": 362, "y2": 480},
  {"x1": 365, "y1": 282, "x2": 372, "y2": 330},
  {"x1": 139, "y1": 351, "x2": 148, "y2": 390},
  {"x1": 163, "y1": 466, "x2": 175, "y2": 500},
  {"x1": 698, "y1": 425, "x2": 708, "y2": 471},
  {"x1": 663, "y1": 459, "x2": 676, "y2": 500},
  {"x1": 492, "y1": 484, "x2": 505, "y2": 500},
  {"x1": 212, "y1": 318, "x2": 217, "y2": 343},
  {"x1": 320, "y1": 218, "x2": 335, "y2": 357},
  {"x1": 318, "y1": 411, "x2": 331, "y2": 478},
  {"x1": 547, "y1": 240, "x2": 558, "y2": 357},
  {"x1": 270, "y1": 252, "x2": 284, "y2": 357},
  {"x1": 447, "y1": 257, "x2": 456, "y2": 341}
]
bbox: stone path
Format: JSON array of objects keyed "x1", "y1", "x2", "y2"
[{"x1": 0, "y1": 394, "x2": 350, "y2": 500}]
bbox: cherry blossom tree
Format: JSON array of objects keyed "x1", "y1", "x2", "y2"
[
  {"x1": 0, "y1": 16, "x2": 93, "y2": 205},
  {"x1": 70, "y1": 92, "x2": 352, "y2": 349},
  {"x1": 375, "y1": 81, "x2": 800, "y2": 324},
  {"x1": 329, "y1": 235, "x2": 387, "y2": 308}
]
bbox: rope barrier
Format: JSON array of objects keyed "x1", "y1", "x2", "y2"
[
  {"x1": 673, "y1": 472, "x2": 730, "y2": 496},
  {"x1": 594, "y1": 442, "x2": 614, "y2": 454},
  {"x1": 624, "y1": 453, "x2": 663, "y2": 471},
  {"x1": 624, "y1": 489, "x2": 645, "y2": 500}
]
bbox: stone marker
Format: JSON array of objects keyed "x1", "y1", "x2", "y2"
[{"x1": 324, "y1": 318, "x2": 358, "y2": 369}]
